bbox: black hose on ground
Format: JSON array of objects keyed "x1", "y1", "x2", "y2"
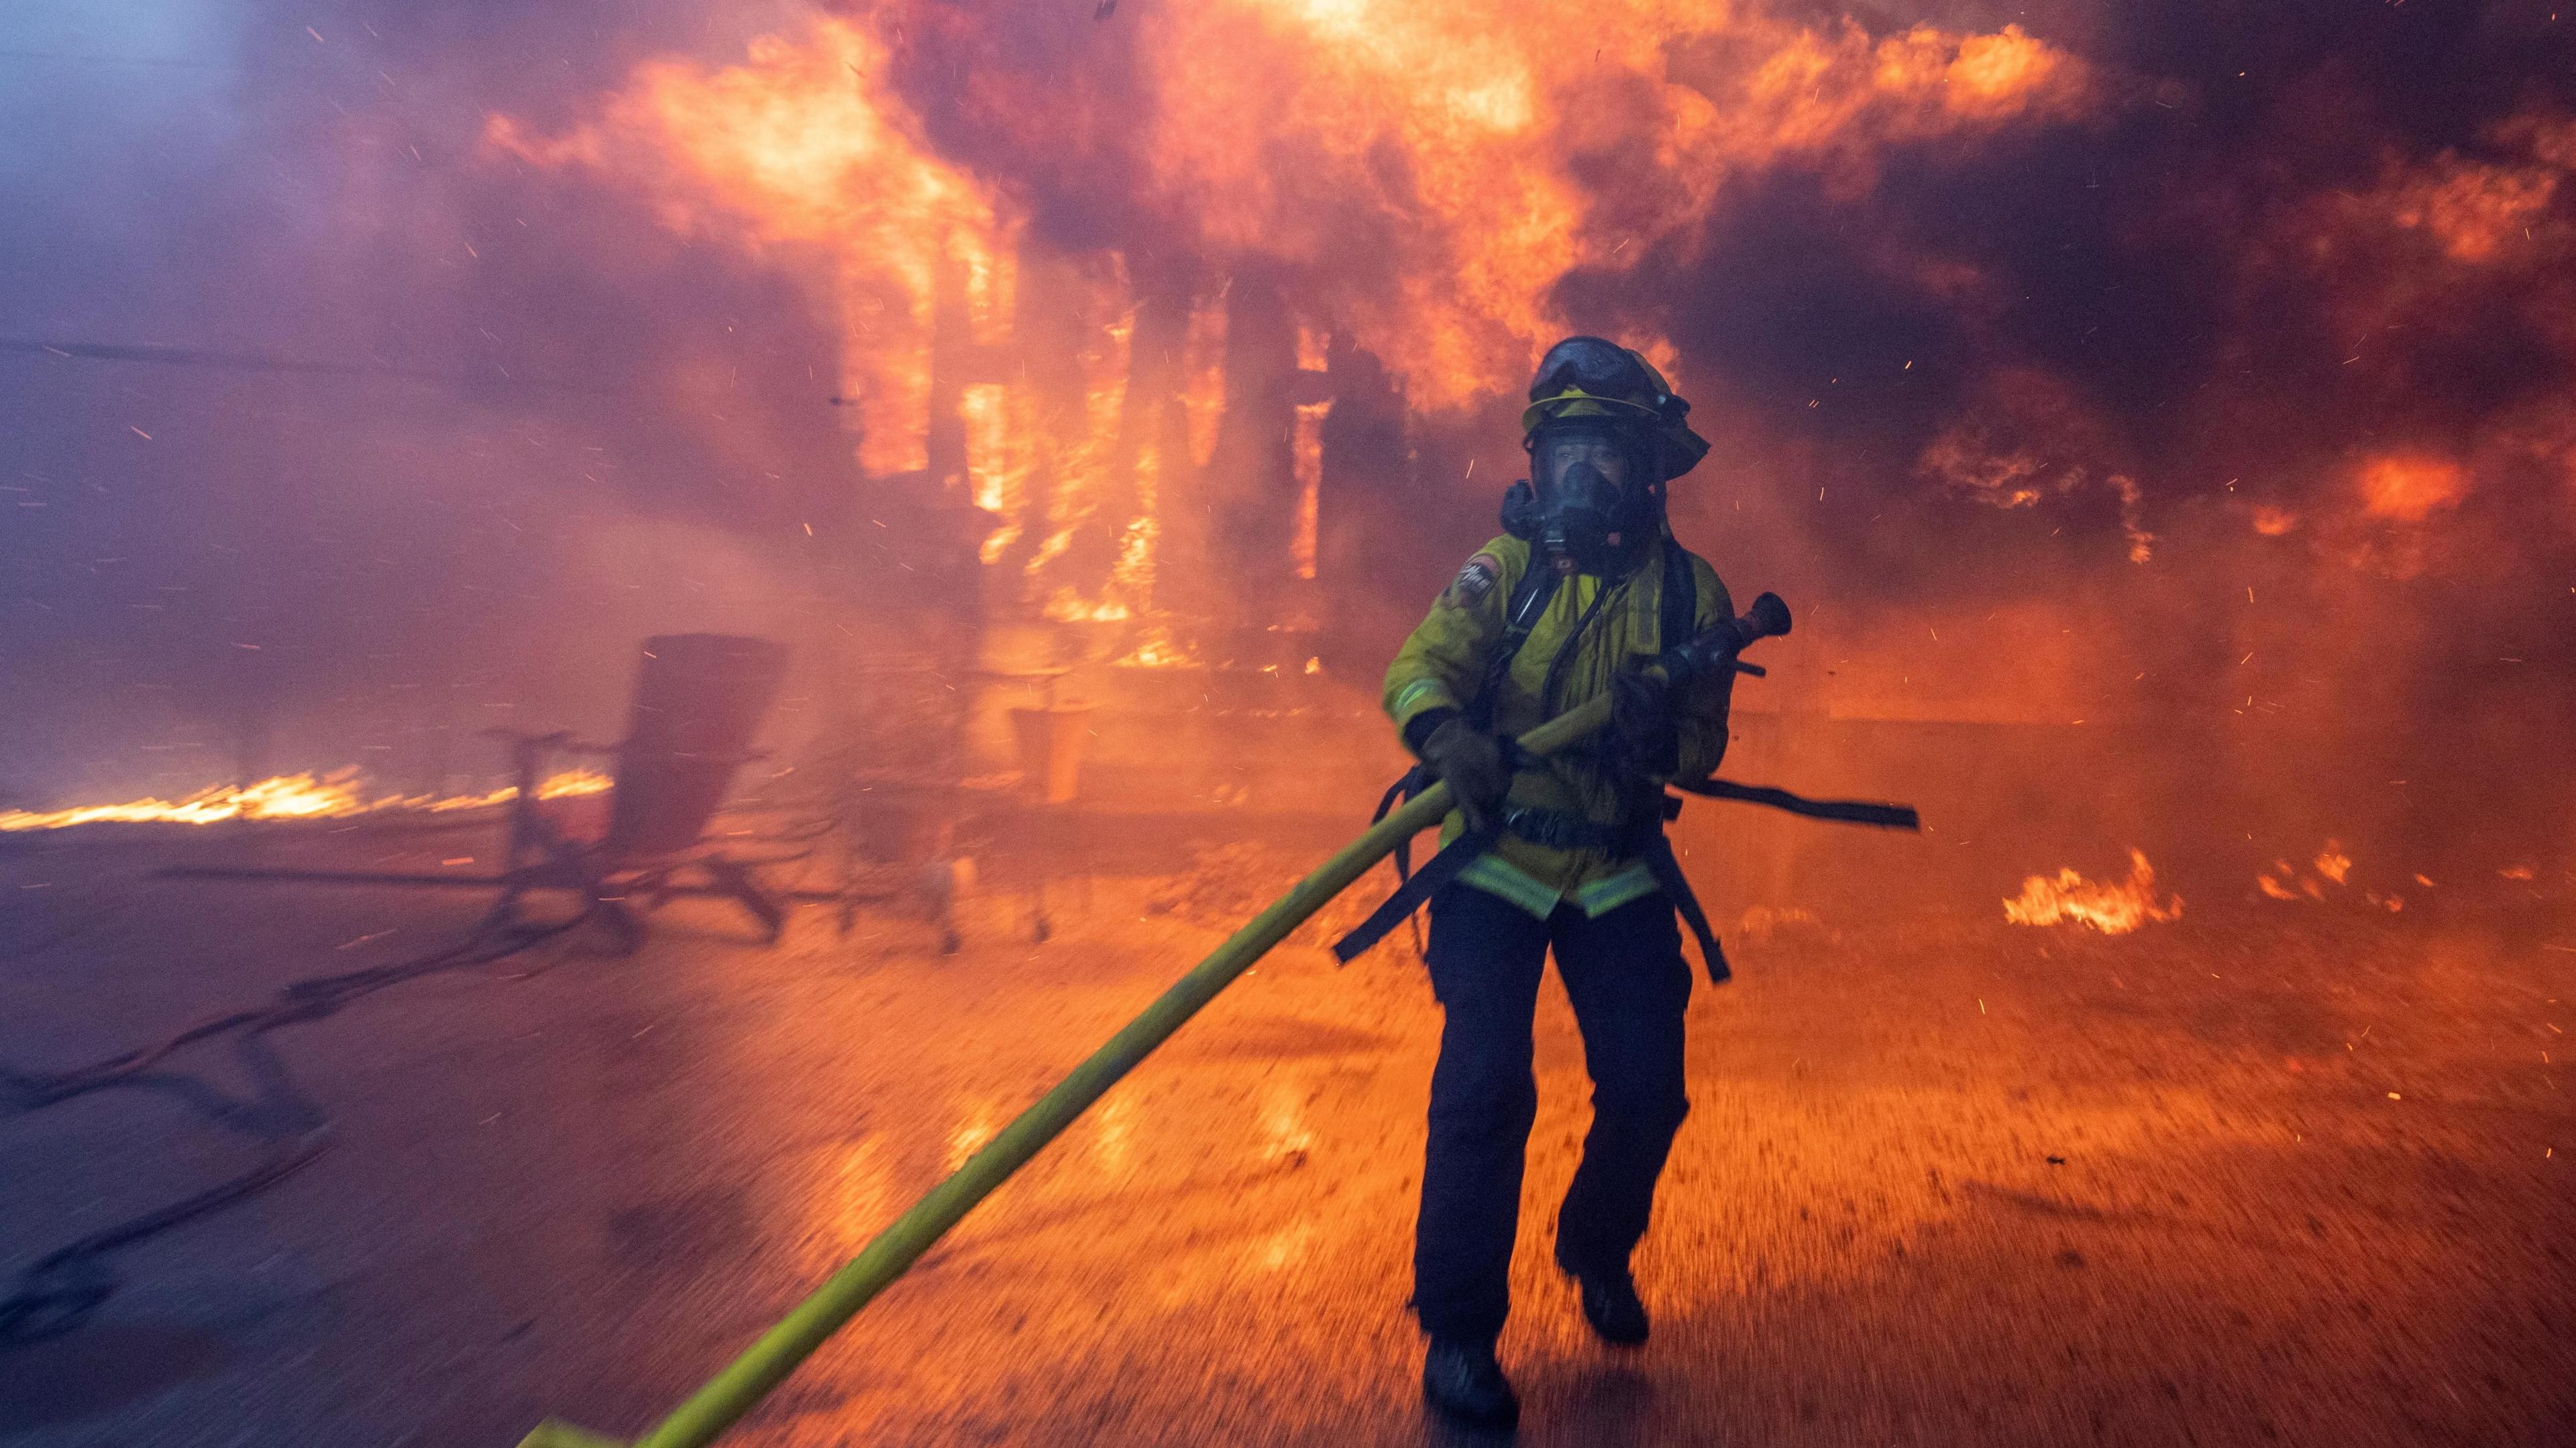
[{"x1": 0, "y1": 899, "x2": 598, "y2": 1345}]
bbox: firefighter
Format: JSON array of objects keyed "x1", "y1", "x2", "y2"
[{"x1": 1385, "y1": 336, "x2": 1731, "y2": 1430}]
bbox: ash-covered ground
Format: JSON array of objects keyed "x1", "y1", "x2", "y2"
[{"x1": 2, "y1": 801, "x2": 2569, "y2": 1448}]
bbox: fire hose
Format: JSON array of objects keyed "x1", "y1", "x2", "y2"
[{"x1": 518, "y1": 593, "x2": 1794, "y2": 1448}]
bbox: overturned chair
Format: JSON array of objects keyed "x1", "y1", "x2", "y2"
[
  {"x1": 164, "y1": 634, "x2": 794, "y2": 953},
  {"x1": 486, "y1": 634, "x2": 793, "y2": 952}
]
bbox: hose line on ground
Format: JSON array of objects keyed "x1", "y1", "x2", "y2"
[{"x1": 0, "y1": 897, "x2": 597, "y2": 1346}]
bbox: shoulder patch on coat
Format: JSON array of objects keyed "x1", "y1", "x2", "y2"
[{"x1": 1442, "y1": 551, "x2": 1504, "y2": 610}]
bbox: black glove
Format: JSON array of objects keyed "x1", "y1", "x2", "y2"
[
  {"x1": 1414, "y1": 712, "x2": 1511, "y2": 832},
  {"x1": 1609, "y1": 667, "x2": 1680, "y2": 781}
]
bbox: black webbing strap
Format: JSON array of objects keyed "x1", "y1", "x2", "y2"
[
  {"x1": 1468, "y1": 561, "x2": 1565, "y2": 730},
  {"x1": 1638, "y1": 773, "x2": 1919, "y2": 983},
  {"x1": 1334, "y1": 818, "x2": 1729, "y2": 979},
  {"x1": 1672, "y1": 777, "x2": 1921, "y2": 830},
  {"x1": 1642, "y1": 835, "x2": 1729, "y2": 984},
  {"x1": 1331, "y1": 823, "x2": 1499, "y2": 964},
  {"x1": 1659, "y1": 538, "x2": 1696, "y2": 661}
]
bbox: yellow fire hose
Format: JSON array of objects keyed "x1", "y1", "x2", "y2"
[{"x1": 521, "y1": 598, "x2": 1784, "y2": 1448}]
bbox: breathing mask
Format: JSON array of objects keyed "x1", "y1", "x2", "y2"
[{"x1": 1501, "y1": 423, "x2": 1654, "y2": 573}]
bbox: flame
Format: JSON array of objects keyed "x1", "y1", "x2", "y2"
[
  {"x1": 1041, "y1": 589, "x2": 1132, "y2": 624},
  {"x1": 1134, "y1": 7, "x2": 2087, "y2": 406},
  {"x1": 1112, "y1": 625, "x2": 1195, "y2": 669},
  {"x1": 2255, "y1": 840, "x2": 2416, "y2": 912},
  {"x1": 486, "y1": 19, "x2": 1007, "y2": 479},
  {"x1": 1022, "y1": 292, "x2": 1163, "y2": 623},
  {"x1": 1118, "y1": 438, "x2": 1163, "y2": 613},
  {"x1": 2003, "y1": 849, "x2": 2180, "y2": 934},
  {"x1": 504, "y1": 6, "x2": 2088, "y2": 427},
  {"x1": 961, "y1": 382, "x2": 1029, "y2": 565},
  {"x1": 2314, "y1": 844, "x2": 2352, "y2": 885},
  {"x1": 0, "y1": 768, "x2": 610, "y2": 834}
]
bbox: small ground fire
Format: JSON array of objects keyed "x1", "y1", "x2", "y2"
[{"x1": 2, "y1": 3, "x2": 2571, "y2": 1447}]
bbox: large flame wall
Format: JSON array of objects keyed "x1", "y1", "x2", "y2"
[{"x1": 2, "y1": 2, "x2": 2571, "y2": 889}]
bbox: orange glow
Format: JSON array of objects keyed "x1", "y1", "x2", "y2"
[
  {"x1": 2003, "y1": 849, "x2": 2180, "y2": 934},
  {"x1": 1291, "y1": 400, "x2": 1330, "y2": 581},
  {"x1": 2109, "y1": 474, "x2": 2153, "y2": 563},
  {"x1": 0, "y1": 768, "x2": 610, "y2": 834},
  {"x1": 1935, "y1": 25, "x2": 2066, "y2": 113},
  {"x1": 2383, "y1": 150, "x2": 2561, "y2": 264},
  {"x1": 1295, "y1": 325, "x2": 1332, "y2": 374},
  {"x1": 1183, "y1": 290, "x2": 1230, "y2": 469},
  {"x1": 2357, "y1": 454, "x2": 2467, "y2": 523},
  {"x1": 2251, "y1": 506, "x2": 2299, "y2": 536}
]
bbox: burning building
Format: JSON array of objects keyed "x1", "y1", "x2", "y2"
[{"x1": 2, "y1": 1, "x2": 2572, "y2": 903}]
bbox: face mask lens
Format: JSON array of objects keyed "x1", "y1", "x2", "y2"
[
  {"x1": 1535, "y1": 433, "x2": 1629, "y2": 503},
  {"x1": 1528, "y1": 428, "x2": 1641, "y2": 569}
]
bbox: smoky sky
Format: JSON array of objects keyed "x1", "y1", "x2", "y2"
[
  {"x1": 3, "y1": 0, "x2": 2573, "y2": 862},
  {"x1": 1, "y1": 1, "x2": 876, "y2": 801}
]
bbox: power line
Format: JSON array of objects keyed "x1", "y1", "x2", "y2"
[{"x1": 0, "y1": 337, "x2": 614, "y2": 394}]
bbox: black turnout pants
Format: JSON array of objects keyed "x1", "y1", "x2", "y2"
[{"x1": 1413, "y1": 881, "x2": 1693, "y2": 1344}]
